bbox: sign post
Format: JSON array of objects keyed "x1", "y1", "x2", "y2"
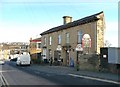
[{"x1": 75, "y1": 44, "x2": 83, "y2": 71}]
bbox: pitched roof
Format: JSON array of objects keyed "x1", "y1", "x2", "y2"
[{"x1": 40, "y1": 11, "x2": 103, "y2": 35}]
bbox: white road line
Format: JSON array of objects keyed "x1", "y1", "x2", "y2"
[
  {"x1": 0, "y1": 72, "x2": 9, "y2": 86},
  {"x1": 0, "y1": 70, "x2": 17, "y2": 73},
  {"x1": 0, "y1": 75, "x2": 2, "y2": 86},
  {"x1": 68, "y1": 74, "x2": 120, "y2": 85}
]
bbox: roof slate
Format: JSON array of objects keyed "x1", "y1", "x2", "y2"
[{"x1": 40, "y1": 11, "x2": 103, "y2": 35}]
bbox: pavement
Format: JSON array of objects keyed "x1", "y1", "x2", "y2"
[{"x1": 29, "y1": 64, "x2": 120, "y2": 83}]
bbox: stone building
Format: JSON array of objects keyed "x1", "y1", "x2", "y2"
[
  {"x1": 0, "y1": 42, "x2": 29, "y2": 60},
  {"x1": 29, "y1": 37, "x2": 42, "y2": 63},
  {"x1": 40, "y1": 11, "x2": 105, "y2": 67}
]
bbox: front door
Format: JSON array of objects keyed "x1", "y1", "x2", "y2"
[{"x1": 42, "y1": 49, "x2": 47, "y2": 60}]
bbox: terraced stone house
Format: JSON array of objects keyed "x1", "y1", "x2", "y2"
[{"x1": 40, "y1": 11, "x2": 105, "y2": 67}]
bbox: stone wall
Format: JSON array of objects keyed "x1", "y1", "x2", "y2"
[{"x1": 79, "y1": 54, "x2": 100, "y2": 71}]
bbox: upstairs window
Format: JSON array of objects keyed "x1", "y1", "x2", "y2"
[
  {"x1": 58, "y1": 34, "x2": 61, "y2": 44},
  {"x1": 66, "y1": 33, "x2": 69, "y2": 44},
  {"x1": 78, "y1": 31, "x2": 82, "y2": 44},
  {"x1": 44, "y1": 37, "x2": 46, "y2": 46},
  {"x1": 49, "y1": 36, "x2": 52, "y2": 45},
  {"x1": 37, "y1": 42, "x2": 41, "y2": 49}
]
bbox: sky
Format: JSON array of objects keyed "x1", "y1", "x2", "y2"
[{"x1": 0, "y1": 0, "x2": 119, "y2": 47}]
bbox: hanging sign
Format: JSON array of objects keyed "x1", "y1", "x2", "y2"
[
  {"x1": 76, "y1": 44, "x2": 83, "y2": 51},
  {"x1": 56, "y1": 45, "x2": 62, "y2": 51}
]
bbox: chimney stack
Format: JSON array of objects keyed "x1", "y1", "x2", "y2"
[
  {"x1": 63, "y1": 16, "x2": 72, "y2": 24},
  {"x1": 30, "y1": 38, "x2": 32, "y2": 42}
]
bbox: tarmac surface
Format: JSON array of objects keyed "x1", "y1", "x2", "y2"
[{"x1": 28, "y1": 63, "x2": 120, "y2": 83}]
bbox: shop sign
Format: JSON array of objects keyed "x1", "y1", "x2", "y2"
[
  {"x1": 76, "y1": 44, "x2": 83, "y2": 51},
  {"x1": 56, "y1": 45, "x2": 62, "y2": 51},
  {"x1": 82, "y1": 34, "x2": 91, "y2": 48}
]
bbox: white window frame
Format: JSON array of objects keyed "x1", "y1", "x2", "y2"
[
  {"x1": 44, "y1": 37, "x2": 46, "y2": 46},
  {"x1": 37, "y1": 42, "x2": 41, "y2": 49},
  {"x1": 58, "y1": 34, "x2": 61, "y2": 44},
  {"x1": 66, "y1": 33, "x2": 69, "y2": 44},
  {"x1": 78, "y1": 30, "x2": 82, "y2": 44},
  {"x1": 49, "y1": 36, "x2": 52, "y2": 45},
  {"x1": 42, "y1": 49, "x2": 47, "y2": 59}
]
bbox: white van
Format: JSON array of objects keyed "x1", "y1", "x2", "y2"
[{"x1": 16, "y1": 52, "x2": 31, "y2": 66}]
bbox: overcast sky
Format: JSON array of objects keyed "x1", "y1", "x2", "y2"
[{"x1": 0, "y1": 0, "x2": 119, "y2": 47}]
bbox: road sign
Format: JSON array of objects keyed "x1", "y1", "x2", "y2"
[{"x1": 82, "y1": 34, "x2": 91, "y2": 48}]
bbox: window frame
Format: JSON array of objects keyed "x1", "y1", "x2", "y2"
[
  {"x1": 77, "y1": 30, "x2": 82, "y2": 44},
  {"x1": 37, "y1": 42, "x2": 41, "y2": 49},
  {"x1": 44, "y1": 37, "x2": 46, "y2": 46},
  {"x1": 58, "y1": 34, "x2": 61, "y2": 45},
  {"x1": 49, "y1": 36, "x2": 52, "y2": 45},
  {"x1": 66, "y1": 33, "x2": 69, "y2": 44}
]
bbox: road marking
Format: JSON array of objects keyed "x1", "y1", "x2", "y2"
[
  {"x1": 68, "y1": 74, "x2": 120, "y2": 85},
  {"x1": 0, "y1": 72, "x2": 9, "y2": 87},
  {"x1": 0, "y1": 70, "x2": 17, "y2": 73}
]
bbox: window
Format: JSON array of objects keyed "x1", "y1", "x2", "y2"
[
  {"x1": 42, "y1": 49, "x2": 47, "y2": 59},
  {"x1": 66, "y1": 33, "x2": 69, "y2": 43},
  {"x1": 78, "y1": 31, "x2": 82, "y2": 44},
  {"x1": 82, "y1": 34, "x2": 91, "y2": 47},
  {"x1": 44, "y1": 37, "x2": 46, "y2": 46},
  {"x1": 37, "y1": 42, "x2": 41, "y2": 49},
  {"x1": 49, "y1": 36, "x2": 52, "y2": 45},
  {"x1": 58, "y1": 34, "x2": 61, "y2": 44}
]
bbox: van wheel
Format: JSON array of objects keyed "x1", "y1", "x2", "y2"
[
  {"x1": 20, "y1": 62, "x2": 22, "y2": 66},
  {"x1": 28, "y1": 64, "x2": 31, "y2": 66}
]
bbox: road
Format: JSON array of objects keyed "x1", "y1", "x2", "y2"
[
  {"x1": 1, "y1": 62, "x2": 58, "y2": 85},
  {"x1": 0, "y1": 61, "x2": 119, "y2": 86}
]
